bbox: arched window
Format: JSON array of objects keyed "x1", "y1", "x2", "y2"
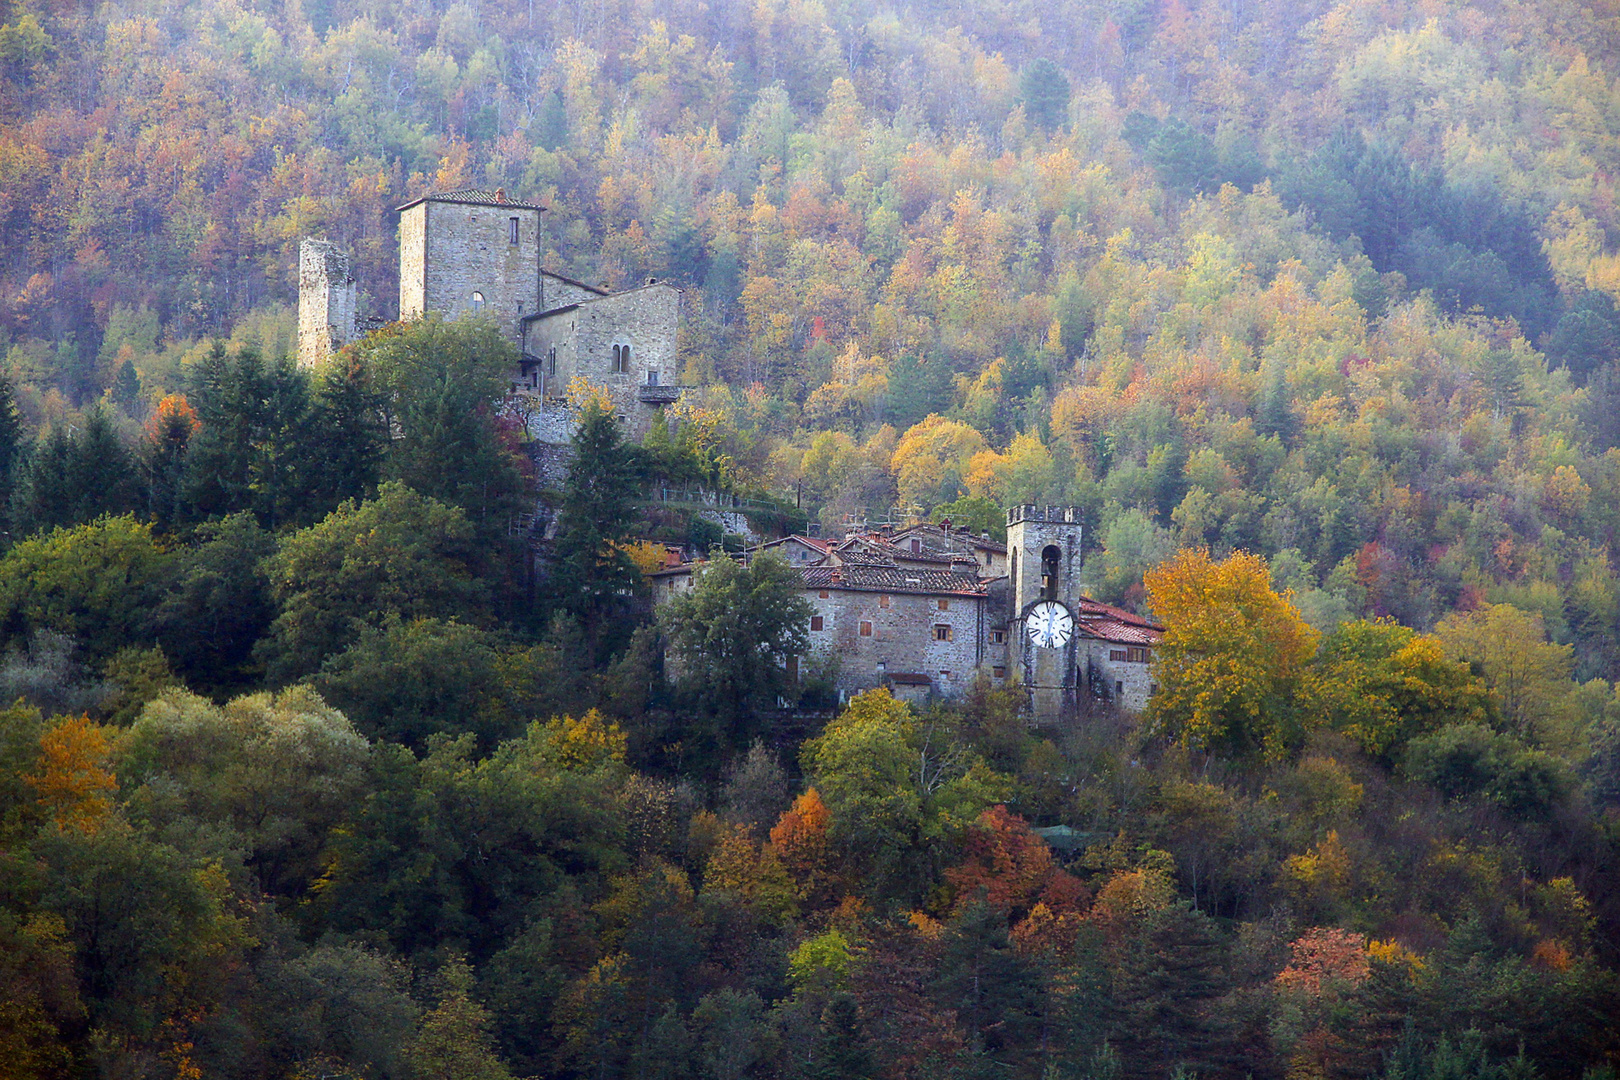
[
  {"x1": 470, "y1": 291, "x2": 485, "y2": 311},
  {"x1": 612, "y1": 343, "x2": 631, "y2": 373},
  {"x1": 1041, "y1": 544, "x2": 1061, "y2": 600}
]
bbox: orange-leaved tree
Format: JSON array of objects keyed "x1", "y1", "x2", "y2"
[
  {"x1": 1142, "y1": 548, "x2": 1321, "y2": 760},
  {"x1": 26, "y1": 714, "x2": 119, "y2": 833}
]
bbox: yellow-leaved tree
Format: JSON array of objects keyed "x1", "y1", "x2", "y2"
[{"x1": 1143, "y1": 549, "x2": 1321, "y2": 760}]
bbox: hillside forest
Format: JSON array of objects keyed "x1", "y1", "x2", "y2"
[{"x1": 5, "y1": 0, "x2": 1620, "y2": 1077}]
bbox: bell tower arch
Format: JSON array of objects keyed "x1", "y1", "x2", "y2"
[{"x1": 1006, "y1": 506, "x2": 1084, "y2": 724}]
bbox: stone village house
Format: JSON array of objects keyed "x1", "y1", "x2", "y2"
[{"x1": 654, "y1": 510, "x2": 1165, "y2": 722}]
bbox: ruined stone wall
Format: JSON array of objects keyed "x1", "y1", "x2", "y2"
[
  {"x1": 297, "y1": 239, "x2": 356, "y2": 369},
  {"x1": 398, "y1": 205, "x2": 427, "y2": 318},
  {"x1": 805, "y1": 588, "x2": 988, "y2": 701}
]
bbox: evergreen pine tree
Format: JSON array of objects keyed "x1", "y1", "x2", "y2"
[
  {"x1": 0, "y1": 372, "x2": 23, "y2": 540},
  {"x1": 11, "y1": 424, "x2": 72, "y2": 537},
  {"x1": 809, "y1": 995, "x2": 874, "y2": 1080},
  {"x1": 552, "y1": 398, "x2": 641, "y2": 633},
  {"x1": 143, "y1": 397, "x2": 198, "y2": 532},
  {"x1": 71, "y1": 406, "x2": 140, "y2": 518},
  {"x1": 305, "y1": 354, "x2": 384, "y2": 519}
]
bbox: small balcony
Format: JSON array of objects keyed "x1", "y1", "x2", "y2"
[{"x1": 636, "y1": 383, "x2": 684, "y2": 405}]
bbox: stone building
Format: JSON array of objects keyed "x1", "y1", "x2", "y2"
[
  {"x1": 298, "y1": 188, "x2": 682, "y2": 440},
  {"x1": 296, "y1": 239, "x2": 357, "y2": 366},
  {"x1": 652, "y1": 505, "x2": 1164, "y2": 718}
]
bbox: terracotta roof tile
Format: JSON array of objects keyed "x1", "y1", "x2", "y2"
[
  {"x1": 803, "y1": 564, "x2": 986, "y2": 597},
  {"x1": 395, "y1": 188, "x2": 547, "y2": 212}
]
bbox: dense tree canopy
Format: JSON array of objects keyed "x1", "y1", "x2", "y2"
[{"x1": 2, "y1": 0, "x2": 1620, "y2": 1076}]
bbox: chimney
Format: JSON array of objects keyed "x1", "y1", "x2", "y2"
[{"x1": 495, "y1": 187, "x2": 508, "y2": 204}]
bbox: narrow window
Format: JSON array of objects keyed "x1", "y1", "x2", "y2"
[
  {"x1": 937, "y1": 598, "x2": 949, "y2": 611},
  {"x1": 991, "y1": 629, "x2": 1005, "y2": 645},
  {"x1": 1115, "y1": 680, "x2": 1124, "y2": 695},
  {"x1": 611, "y1": 344, "x2": 622, "y2": 372},
  {"x1": 859, "y1": 621, "x2": 873, "y2": 637},
  {"x1": 647, "y1": 369, "x2": 659, "y2": 386},
  {"x1": 509, "y1": 216, "x2": 519, "y2": 244},
  {"x1": 934, "y1": 624, "x2": 952, "y2": 642},
  {"x1": 811, "y1": 616, "x2": 824, "y2": 631},
  {"x1": 470, "y1": 290, "x2": 485, "y2": 311},
  {"x1": 879, "y1": 594, "x2": 890, "y2": 609},
  {"x1": 910, "y1": 538, "x2": 921, "y2": 553},
  {"x1": 547, "y1": 347, "x2": 556, "y2": 377}
]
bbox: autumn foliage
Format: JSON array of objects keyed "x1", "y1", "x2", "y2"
[{"x1": 25, "y1": 715, "x2": 117, "y2": 833}]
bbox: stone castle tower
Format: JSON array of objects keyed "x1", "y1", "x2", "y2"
[
  {"x1": 298, "y1": 188, "x2": 683, "y2": 444},
  {"x1": 1007, "y1": 505, "x2": 1085, "y2": 724},
  {"x1": 297, "y1": 240, "x2": 357, "y2": 368}
]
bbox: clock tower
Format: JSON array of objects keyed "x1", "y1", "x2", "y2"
[{"x1": 1007, "y1": 505, "x2": 1084, "y2": 725}]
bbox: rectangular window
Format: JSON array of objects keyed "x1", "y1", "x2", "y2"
[
  {"x1": 934, "y1": 624, "x2": 953, "y2": 642},
  {"x1": 1116, "y1": 680, "x2": 1124, "y2": 695},
  {"x1": 818, "y1": 590, "x2": 829, "y2": 599},
  {"x1": 810, "y1": 616, "x2": 824, "y2": 631},
  {"x1": 859, "y1": 621, "x2": 873, "y2": 637},
  {"x1": 509, "y1": 217, "x2": 519, "y2": 244},
  {"x1": 937, "y1": 598, "x2": 949, "y2": 611},
  {"x1": 1110, "y1": 649, "x2": 1127, "y2": 662},
  {"x1": 911, "y1": 538, "x2": 921, "y2": 553},
  {"x1": 992, "y1": 666, "x2": 1006, "y2": 678},
  {"x1": 1127, "y1": 646, "x2": 1151, "y2": 663},
  {"x1": 646, "y1": 369, "x2": 659, "y2": 386},
  {"x1": 879, "y1": 595, "x2": 890, "y2": 609},
  {"x1": 991, "y1": 629, "x2": 1006, "y2": 645}
]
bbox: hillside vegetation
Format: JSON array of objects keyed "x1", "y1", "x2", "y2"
[{"x1": 3, "y1": 0, "x2": 1620, "y2": 1077}]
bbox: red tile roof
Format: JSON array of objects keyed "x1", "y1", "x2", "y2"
[{"x1": 1075, "y1": 598, "x2": 1164, "y2": 646}]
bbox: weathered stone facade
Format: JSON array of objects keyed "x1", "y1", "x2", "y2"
[
  {"x1": 296, "y1": 240, "x2": 357, "y2": 369},
  {"x1": 396, "y1": 191, "x2": 545, "y2": 352},
  {"x1": 520, "y1": 278, "x2": 682, "y2": 438},
  {"x1": 652, "y1": 507, "x2": 1165, "y2": 718}
]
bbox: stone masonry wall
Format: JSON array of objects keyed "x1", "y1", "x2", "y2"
[
  {"x1": 540, "y1": 271, "x2": 604, "y2": 310},
  {"x1": 1082, "y1": 641, "x2": 1156, "y2": 712},
  {"x1": 524, "y1": 283, "x2": 680, "y2": 440},
  {"x1": 400, "y1": 201, "x2": 544, "y2": 350},
  {"x1": 805, "y1": 587, "x2": 987, "y2": 701},
  {"x1": 297, "y1": 239, "x2": 355, "y2": 369},
  {"x1": 398, "y1": 205, "x2": 427, "y2": 318}
]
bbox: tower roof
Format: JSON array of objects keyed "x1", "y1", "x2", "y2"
[{"x1": 393, "y1": 188, "x2": 547, "y2": 212}]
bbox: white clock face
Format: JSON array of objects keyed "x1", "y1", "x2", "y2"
[{"x1": 1025, "y1": 601, "x2": 1074, "y2": 649}]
